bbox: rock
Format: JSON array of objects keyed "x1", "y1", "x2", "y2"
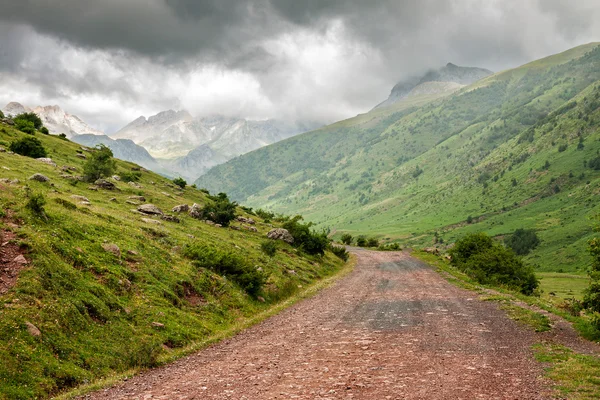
[
  {"x1": 141, "y1": 218, "x2": 162, "y2": 225},
  {"x1": 172, "y1": 204, "x2": 189, "y2": 213},
  {"x1": 102, "y1": 243, "x2": 121, "y2": 257},
  {"x1": 126, "y1": 200, "x2": 141, "y2": 205},
  {"x1": 29, "y1": 173, "x2": 50, "y2": 182},
  {"x1": 161, "y1": 215, "x2": 180, "y2": 223},
  {"x1": 205, "y1": 220, "x2": 215, "y2": 226},
  {"x1": 94, "y1": 179, "x2": 116, "y2": 190},
  {"x1": 0, "y1": 146, "x2": 4, "y2": 152},
  {"x1": 237, "y1": 216, "x2": 256, "y2": 225},
  {"x1": 112, "y1": 175, "x2": 121, "y2": 181},
  {"x1": 109, "y1": 197, "x2": 117, "y2": 202},
  {"x1": 215, "y1": 224, "x2": 223, "y2": 228},
  {"x1": 161, "y1": 191, "x2": 172, "y2": 198},
  {"x1": 128, "y1": 196, "x2": 146, "y2": 202},
  {"x1": 187, "y1": 234, "x2": 195, "y2": 239},
  {"x1": 87, "y1": 186, "x2": 99, "y2": 191},
  {"x1": 287, "y1": 270, "x2": 297, "y2": 275},
  {"x1": 5, "y1": 119, "x2": 14, "y2": 126},
  {"x1": 76, "y1": 153, "x2": 87, "y2": 159},
  {"x1": 245, "y1": 226, "x2": 258, "y2": 232},
  {"x1": 151, "y1": 322, "x2": 165, "y2": 329},
  {"x1": 230, "y1": 225, "x2": 240, "y2": 231},
  {"x1": 13, "y1": 255, "x2": 28, "y2": 265},
  {"x1": 128, "y1": 181, "x2": 142, "y2": 188},
  {"x1": 127, "y1": 250, "x2": 139, "y2": 256},
  {"x1": 267, "y1": 228, "x2": 294, "y2": 244},
  {"x1": 36, "y1": 158, "x2": 57, "y2": 167},
  {"x1": 71, "y1": 195, "x2": 90, "y2": 203},
  {"x1": 257, "y1": 296, "x2": 266, "y2": 303},
  {"x1": 61, "y1": 165, "x2": 77, "y2": 172},
  {"x1": 25, "y1": 321, "x2": 41, "y2": 337},
  {"x1": 138, "y1": 204, "x2": 164, "y2": 215},
  {"x1": 189, "y1": 203, "x2": 203, "y2": 219}
]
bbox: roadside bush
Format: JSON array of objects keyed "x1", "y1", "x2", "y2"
[
  {"x1": 83, "y1": 144, "x2": 116, "y2": 182},
  {"x1": 14, "y1": 112, "x2": 43, "y2": 130},
  {"x1": 341, "y1": 233, "x2": 353, "y2": 245},
  {"x1": 282, "y1": 216, "x2": 330, "y2": 255},
  {"x1": 15, "y1": 119, "x2": 36, "y2": 134},
  {"x1": 9, "y1": 136, "x2": 47, "y2": 158},
  {"x1": 449, "y1": 233, "x2": 538, "y2": 295},
  {"x1": 261, "y1": 240, "x2": 278, "y2": 257},
  {"x1": 204, "y1": 192, "x2": 237, "y2": 226},
  {"x1": 330, "y1": 244, "x2": 349, "y2": 261},
  {"x1": 505, "y1": 228, "x2": 540, "y2": 255},
  {"x1": 356, "y1": 236, "x2": 367, "y2": 247},
  {"x1": 173, "y1": 177, "x2": 186, "y2": 188},
  {"x1": 366, "y1": 238, "x2": 379, "y2": 248},
  {"x1": 183, "y1": 244, "x2": 266, "y2": 296}
]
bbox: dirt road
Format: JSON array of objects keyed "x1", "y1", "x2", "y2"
[{"x1": 81, "y1": 250, "x2": 549, "y2": 399}]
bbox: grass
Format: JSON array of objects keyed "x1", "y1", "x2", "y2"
[
  {"x1": 500, "y1": 304, "x2": 552, "y2": 332},
  {"x1": 0, "y1": 125, "x2": 348, "y2": 399},
  {"x1": 534, "y1": 343, "x2": 600, "y2": 399},
  {"x1": 538, "y1": 272, "x2": 591, "y2": 300}
]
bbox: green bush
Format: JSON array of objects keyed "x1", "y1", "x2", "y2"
[
  {"x1": 182, "y1": 244, "x2": 266, "y2": 296},
  {"x1": 449, "y1": 233, "x2": 538, "y2": 295},
  {"x1": 330, "y1": 244, "x2": 349, "y2": 261},
  {"x1": 26, "y1": 192, "x2": 47, "y2": 218},
  {"x1": 505, "y1": 228, "x2": 540, "y2": 255},
  {"x1": 204, "y1": 193, "x2": 238, "y2": 226},
  {"x1": 356, "y1": 236, "x2": 367, "y2": 247},
  {"x1": 120, "y1": 171, "x2": 141, "y2": 182},
  {"x1": 15, "y1": 119, "x2": 36, "y2": 134},
  {"x1": 173, "y1": 177, "x2": 186, "y2": 188},
  {"x1": 260, "y1": 240, "x2": 278, "y2": 257},
  {"x1": 583, "y1": 237, "x2": 600, "y2": 313},
  {"x1": 40, "y1": 127, "x2": 49, "y2": 135},
  {"x1": 9, "y1": 136, "x2": 47, "y2": 158},
  {"x1": 0, "y1": 110, "x2": 4, "y2": 119},
  {"x1": 588, "y1": 156, "x2": 600, "y2": 171},
  {"x1": 83, "y1": 144, "x2": 116, "y2": 182},
  {"x1": 366, "y1": 238, "x2": 379, "y2": 248},
  {"x1": 58, "y1": 133, "x2": 68, "y2": 140},
  {"x1": 282, "y1": 216, "x2": 330, "y2": 255},
  {"x1": 14, "y1": 112, "x2": 43, "y2": 130},
  {"x1": 341, "y1": 233, "x2": 353, "y2": 245},
  {"x1": 256, "y1": 209, "x2": 275, "y2": 222}
]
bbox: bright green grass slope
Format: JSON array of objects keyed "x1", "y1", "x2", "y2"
[
  {"x1": 198, "y1": 43, "x2": 600, "y2": 273},
  {"x1": 0, "y1": 126, "x2": 344, "y2": 399}
]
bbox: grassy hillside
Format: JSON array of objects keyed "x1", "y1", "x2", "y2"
[
  {"x1": 0, "y1": 126, "x2": 345, "y2": 399},
  {"x1": 197, "y1": 42, "x2": 600, "y2": 273}
]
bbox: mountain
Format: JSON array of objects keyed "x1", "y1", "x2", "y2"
[
  {"x1": 374, "y1": 63, "x2": 493, "y2": 109},
  {"x1": 1, "y1": 102, "x2": 104, "y2": 137},
  {"x1": 69, "y1": 134, "x2": 171, "y2": 176},
  {"x1": 197, "y1": 42, "x2": 600, "y2": 273},
  {"x1": 113, "y1": 111, "x2": 318, "y2": 181}
]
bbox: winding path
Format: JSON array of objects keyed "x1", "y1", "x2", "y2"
[{"x1": 81, "y1": 250, "x2": 549, "y2": 399}]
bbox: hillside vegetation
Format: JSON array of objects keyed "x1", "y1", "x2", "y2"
[
  {"x1": 0, "y1": 125, "x2": 345, "y2": 399},
  {"x1": 198, "y1": 42, "x2": 600, "y2": 273}
]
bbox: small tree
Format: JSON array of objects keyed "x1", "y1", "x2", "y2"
[
  {"x1": 9, "y1": 136, "x2": 47, "y2": 158},
  {"x1": 173, "y1": 177, "x2": 187, "y2": 189},
  {"x1": 341, "y1": 233, "x2": 353, "y2": 245},
  {"x1": 83, "y1": 144, "x2": 116, "y2": 182},
  {"x1": 15, "y1": 119, "x2": 36, "y2": 134},
  {"x1": 204, "y1": 192, "x2": 237, "y2": 226},
  {"x1": 40, "y1": 127, "x2": 49, "y2": 135},
  {"x1": 14, "y1": 112, "x2": 43, "y2": 130},
  {"x1": 505, "y1": 229, "x2": 540, "y2": 255}
]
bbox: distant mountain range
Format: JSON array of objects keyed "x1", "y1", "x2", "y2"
[{"x1": 374, "y1": 63, "x2": 493, "y2": 109}]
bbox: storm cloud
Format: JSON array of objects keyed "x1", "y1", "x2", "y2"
[{"x1": 0, "y1": 0, "x2": 598, "y2": 132}]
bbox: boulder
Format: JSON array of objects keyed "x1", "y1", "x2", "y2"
[
  {"x1": 13, "y1": 255, "x2": 28, "y2": 265},
  {"x1": 36, "y1": 158, "x2": 57, "y2": 167},
  {"x1": 29, "y1": 173, "x2": 50, "y2": 182},
  {"x1": 61, "y1": 165, "x2": 77, "y2": 172},
  {"x1": 112, "y1": 175, "x2": 121, "y2": 181},
  {"x1": 161, "y1": 215, "x2": 180, "y2": 223},
  {"x1": 4, "y1": 119, "x2": 14, "y2": 126},
  {"x1": 137, "y1": 204, "x2": 164, "y2": 215},
  {"x1": 237, "y1": 216, "x2": 256, "y2": 225},
  {"x1": 128, "y1": 181, "x2": 142, "y2": 188},
  {"x1": 94, "y1": 179, "x2": 116, "y2": 190},
  {"x1": 189, "y1": 203, "x2": 203, "y2": 219},
  {"x1": 75, "y1": 153, "x2": 86, "y2": 159},
  {"x1": 25, "y1": 321, "x2": 41, "y2": 337},
  {"x1": 102, "y1": 243, "x2": 121, "y2": 257},
  {"x1": 267, "y1": 228, "x2": 294, "y2": 244},
  {"x1": 151, "y1": 322, "x2": 165, "y2": 329},
  {"x1": 71, "y1": 195, "x2": 90, "y2": 203},
  {"x1": 172, "y1": 204, "x2": 189, "y2": 213},
  {"x1": 230, "y1": 225, "x2": 241, "y2": 231},
  {"x1": 141, "y1": 218, "x2": 162, "y2": 225},
  {"x1": 128, "y1": 195, "x2": 146, "y2": 202},
  {"x1": 245, "y1": 226, "x2": 258, "y2": 232}
]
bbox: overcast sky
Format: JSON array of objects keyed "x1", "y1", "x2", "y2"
[{"x1": 0, "y1": 0, "x2": 598, "y2": 133}]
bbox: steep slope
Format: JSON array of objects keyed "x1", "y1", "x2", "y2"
[
  {"x1": 197, "y1": 42, "x2": 600, "y2": 272},
  {"x1": 1, "y1": 102, "x2": 104, "y2": 137},
  {"x1": 375, "y1": 63, "x2": 493, "y2": 109},
  {"x1": 0, "y1": 123, "x2": 344, "y2": 399}
]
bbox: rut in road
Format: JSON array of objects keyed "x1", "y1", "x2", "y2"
[{"x1": 81, "y1": 250, "x2": 549, "y2": 399}]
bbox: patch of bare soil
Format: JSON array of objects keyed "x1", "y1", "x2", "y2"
[
  {"x1": 0, "y1": 229, "x2": 28, "y2": 295},
  {"x1": 81, "y1": 250, "x2": 553, "y2": 399}
]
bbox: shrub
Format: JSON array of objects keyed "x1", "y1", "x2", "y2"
[
  {"x1": 260, "y1": 240, "x2": 278, "y2": 257},
  {"x1": 26, "y1": 192, "x2": 47, "y2": 218},
  {"x1": 9, "y1": 136, "x2": 47, "y2": 158},
  {"x1": 83, "y1": 144, "x2": 116, "y2": 182},
  {"x1": 204, "y1": 192, "x2": 237, "y2": 226},
  {"x1": 466, "y1": 215, "x2": 473, "y2": 224},
  {"x1": 0, "y1": 110, "x2": 4, "y2": 118},
  {"x1": 173, "y1": 177, "x2": 186, "y2": 188},
  {"x1": 282, "y1": 216, "x2": 330, "y2": 255},
  {"x1": 366, "y1": 238, "x2": 379, "y2": 248},
  {"x1": 58, "y1": 133, "x2": 67, "y2": 140},
  {"x1": 15, "y1": 119, "x2": 36, "y2": 134},
  {"x1": 256, "y1": 209, "x2": 275, "y2": 222},
  {"x1": 40, "y1": 127, "x2": 49, "y2": 135},
  {"x1": 588, "y1": 156, "x2": 600, "y2": 170},
  {"x1": 449, "y1": 233, "x2": 538, "y2": 295},
  {"x1": 505, "y1": 229, "x2": 540, "y2": 255},
  {"x1": 182, "y1": 244, "x2": 266, "y2": 296},
  {"x1": 356, "y1": 236, "x2": 367, "y2": 247},
  {"x1": 341, "y1": 233, "x2": 353, "y2": 245},
  {"x1": 14, "y1": 112, "x2": 43, "y2": 129},
  {"x1": 583, "y1": 236, "x2": 600, "y2": 313},
  {"x1": 120, "y1": 171, "x2": 141, "y2": 182},
  {"x1": 330, "y1": 244, "x2": 349, "y2": 261}
]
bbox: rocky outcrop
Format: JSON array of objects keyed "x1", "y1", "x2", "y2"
[
  {"x1": 267, "y1": 228, "x2": 294, "y2": 244},
  {"x1": 189, "y1": 203, "x2": 203, "y2": 219},
  {"x1": 172, "y1": 204, "x2": 189, "y2": 213},
  {"x1": 137, "y1": 204, "x2": 164, "y2": 215},
  {"x1": 94, "y1": 179, "x2": 116, "y2": 190},
  {"x1": 29, "y1": 173, "x2": 50, "y2": 182}
]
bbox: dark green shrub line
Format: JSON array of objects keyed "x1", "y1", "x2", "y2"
[
  {"x1": 9, "y1": 136, "x2": 47, "y2": 158},
  {"x1": 282, "y1": 216, "x2": 329, "y2": 255}
]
